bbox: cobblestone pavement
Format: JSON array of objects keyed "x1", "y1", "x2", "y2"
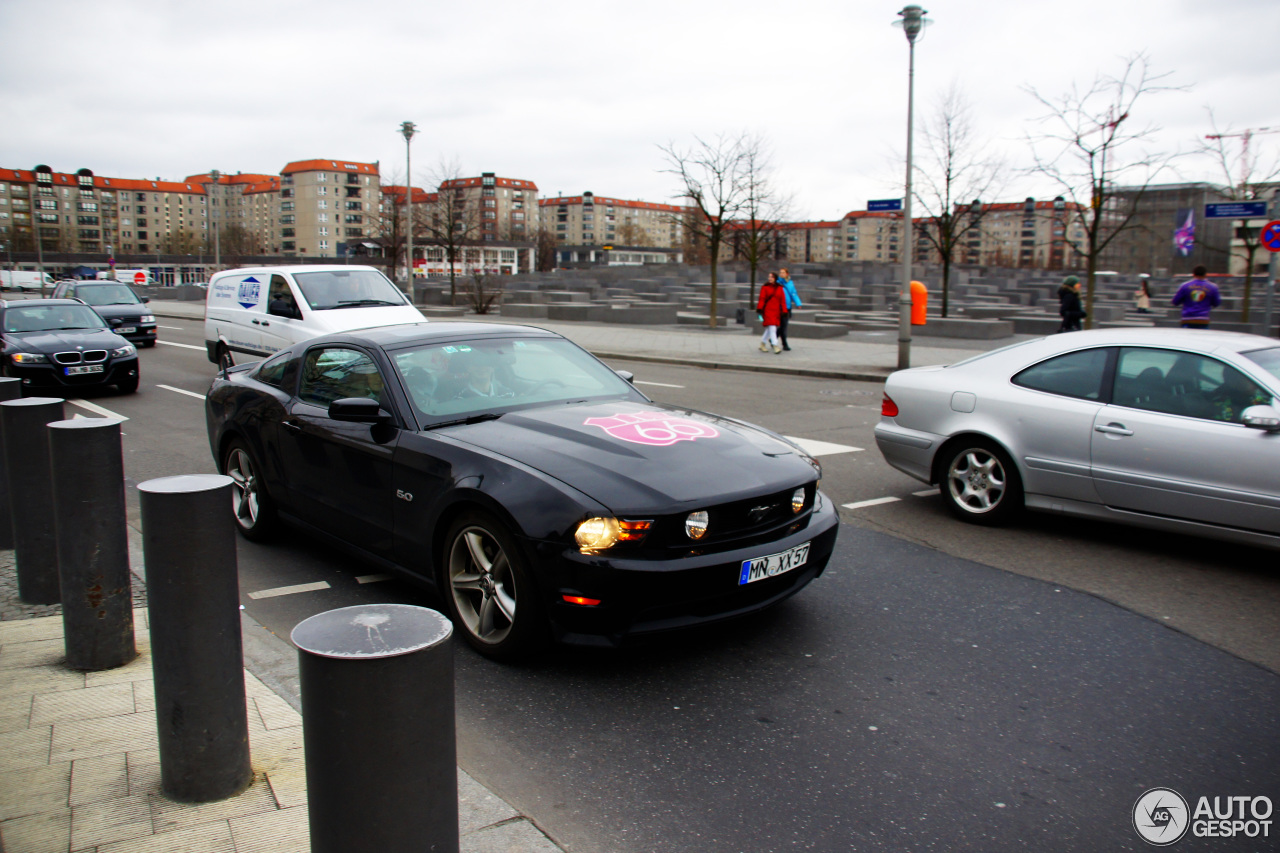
[{"x1": 0, "y1": 549, "x2": 148, "y2": 623}]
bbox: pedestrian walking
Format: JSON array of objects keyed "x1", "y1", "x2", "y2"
[
  {"x1": 1134, "y1": 277, "x2": 1152, "y2": 314},
  {"x1": 1171, "y1": 265, "x2": 1221, "y2": 329},
  {"x1": 757, "y1": 272, "x2": 786, "y2": 354},
  {"x1": 778, "y1": 267, "x2": 802, "y2": 351},
  {"x1": 1057, "y1": 275, "x2": 1085, "y2": 333}
]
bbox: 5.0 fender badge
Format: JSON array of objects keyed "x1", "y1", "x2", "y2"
[{"x1": 584, "y1": 412, "x2": 719, "y2": 447}]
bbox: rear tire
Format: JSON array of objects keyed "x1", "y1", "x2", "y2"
[
  {"x1": 221, "y1": 440, "x2": 277, "y2": 541},
  {"x1": 939, "y1": 438, "x2": 1022, "y2": 525},
  {"x1": 441, "y1": 511, "x2": 547, "y2": 661}
]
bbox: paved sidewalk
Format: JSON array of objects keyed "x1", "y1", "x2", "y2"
[
  {"x1": 0, "y1": 550, "x2": 563, "y2": 853},
  {"x1": 150, "y1": 298, "x2": 1011, "y2": 380}
]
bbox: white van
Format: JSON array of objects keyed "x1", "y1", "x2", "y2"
[
  {"x1": 204, "y1": 265, "x2": 426, "y2": 366},
  {"x1": 1, "y1": 270, "x2": 56, "y2": 292},
  {"x1": 111, "y1": 269, "x2": 155, "y2": 286}
]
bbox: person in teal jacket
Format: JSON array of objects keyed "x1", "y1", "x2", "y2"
[{"x1": 778, "y1": 267, "x2": 802, "y2": 351}]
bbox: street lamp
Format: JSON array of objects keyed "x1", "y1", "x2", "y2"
[
  {"x1": 892, "y1": 5, "x2": 931, "y2": 370},
  {"x1": 210, "y1": 169, "x2": 221, "y2": 274},
  {"x1": 400, "y1": 121, "x2": 417, "y2": 292}
]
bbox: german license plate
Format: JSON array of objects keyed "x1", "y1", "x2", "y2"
[
  {"x1": 739, "y1": 542, "x2": 810, "y2": 585},
  {"x1": 66, "y1": 365, "x2": 104, "y2": 376},
  {"x1": 117, "y1": 326, "x2": 136, "y2": 334}
]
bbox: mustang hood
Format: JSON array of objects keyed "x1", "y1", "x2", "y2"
[{"x1": 439, "y1": 401, "x2": 816, "y2": 511}]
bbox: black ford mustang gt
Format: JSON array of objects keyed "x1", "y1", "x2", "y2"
[{"x1": 205, "y1": 322, "x2": 839, "y2": 659}]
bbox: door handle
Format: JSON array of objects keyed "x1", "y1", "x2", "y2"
[
  {"x1": 1094, "y1": 423, "x2": 1133, "y2": 436},
  {"x1": 251, "y1": 319, "x2": 260, "y2": 325},
  {"x1": 282, "y1": 420, "x2": 302, "y2": 432}
]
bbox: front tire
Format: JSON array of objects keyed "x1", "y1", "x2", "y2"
[
  {"x1": 116, "y1": 373, "x2": 139, "y2": 394},
  {"x1": 940, "y1": 439, "x2": 1022, "y2": 525},
  {"x1": 442, "y1": 511, "x2": 546, "y2": 661},
  {"x1": 222, "y1": 440, "x2": 277, "y2": 541}
]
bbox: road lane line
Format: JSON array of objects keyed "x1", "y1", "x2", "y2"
[
  {"x1": 356, "y1": 574, "x2": 396, "y2": 584},
  {"x1": 157, "y1": 384, "x2": 206, "y2": 400},
  {"x1": 635, "y1": 380, "x2": 685, "y2": 388},
  {"x1": 247, "y1": 581, "x2": 332, "y2": 600},
  {"x1": 157, "y1": 340, "x2": 206, "y2": 351},
  {"x1": 786, "y1": 436, "x2": 863, "y2": 457},
  {"x1": 841, "y1": 496, "x2": 902, "y2": 510},
  {"x1": 158, "y1": 325, "x2": 185, "y2": 330},
  {"x1": 66, "y1": 399, "x2": 128, "y2": 420},
  {"x1": 913, "y1": 489, "x2": 939, "y2": 497}
]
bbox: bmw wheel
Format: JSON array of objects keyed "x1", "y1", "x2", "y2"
[
  {"x1": 443, "y1": 511, "x2": 546, "y2": 660},
  {"x1": 940, "y1": 439, "x2": 1022, "y2": 525},
  {"x1": 222, "y1": 440, "x2": 277, "y2": 541}
]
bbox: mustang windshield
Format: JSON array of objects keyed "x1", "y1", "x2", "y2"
[
  {"x1": 4, "y1": 305, "x2": 106, "y2": 332},
  {"x1": 293, "y1": 270, "x2": 408, "y2": 310},
  {"x1": 391, "y1": 337, "x2": 639, "y2": 419},
  {"x1": 75, "y1": 284, "x2": 143, "y2": 306}
]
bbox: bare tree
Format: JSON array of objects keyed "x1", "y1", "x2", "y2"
[
  {"x1": 218, "y1": 224, "x2": 264, "y2": 258},
  {"x1": 160, "y1": 228, "x2": 203, "y2": 255},
  {"x1": 914, "y1": 84, "x2": 1004, "y2": 317},
  {"x1": 368, "y1": 171, "x2": 409, "y2": 276},
  {"x1": 614, "y1": 221, "x2": 647, "y2": 246},
  {"x1": 533, "y1": 226, "x2": 558, "y2": 272},
  {"x1": 461, "y1": 270, "x2": 504, "y2": 314},
  {"x1": 660, "y1": 132, "x2": 757, "y2": 327},
  {"x1": 736, "y1": 140, "x2": 792, "y2": 307},
  {"x1": 421, "y1": 158, "x2": 482, "y2": 305},
  {"x1": 1026, "y1": 53, "x2": 1182, "y2": 327},
  {"x1": 1199, "y1": 113, "x2": 1280, "y2": 321}
]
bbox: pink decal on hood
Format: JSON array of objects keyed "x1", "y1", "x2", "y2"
[{"x1": 584, "y1": 411, "x2": 720, "y2": 446}]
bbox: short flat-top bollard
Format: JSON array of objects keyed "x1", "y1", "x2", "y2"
[
  {"x1": 139, "y1": 473, "x2": 252, "y2": 803},
  {"x1": 49, "y1": 418, "x2": 136, "y2": 671},
  {"x1": 292, "y1": 604, "x2": 459, "y2": 853},
  {"x1": 1, "y1": 397, "x2": 65, "y2": 604},
  {"x1": 0, "y1": 376, "x2": 24, "y2": 550}
]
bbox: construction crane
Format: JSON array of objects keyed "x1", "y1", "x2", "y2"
[{"x1": 1205, "y1": 126, "x2": 1280, "y2": 195}]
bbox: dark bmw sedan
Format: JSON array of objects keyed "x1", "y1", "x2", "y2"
[
  {"x1": 1, "y1": 299, "x2": 139, "y2": 394},
  {"x1": 50, "y1": 280, "x2": 158, "y2": 347},
  {"x1": 205, "y1": 322, "x2": 839, "y2": 659}
]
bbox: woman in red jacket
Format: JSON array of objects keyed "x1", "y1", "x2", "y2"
[{"x1": 757, "y1": 272, "x2": 786, "y2": 354}]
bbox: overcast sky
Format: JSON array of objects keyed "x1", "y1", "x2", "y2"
[{"x1": 3, "y1": 0, "x2": 1278, "y2": 221}]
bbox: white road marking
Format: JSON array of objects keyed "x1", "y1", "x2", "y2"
[
  {"x1": 157, "y1": 384, "x2": 206, "y2": 400},
  {"x1": 913, "y1": 489, "x2": 939, "y2": 497},
  {"x1": 158, "y1": 325, "x2": 185, "y2": 330},
  {"x1": 66, "y1": 399, "x2": 128, "y2": 421},
  {"x1": 635, "y1": 380, "x2": 685, "y2": 389},
  {"x1": 247, "y1": 581, "x2": 332, "y2": 600},
  {"x1": 157, "y1": 340, "x2": 206, "y2": 351},
  {"x1": 356, "y1": 573, "x2": 395, "y2": 584},
  {"x1": 786, "y1": 436, "x2": 862, "y2": 457},
  {"x1": 841, "y1": 496, "x2": 902, "y2": 510}
]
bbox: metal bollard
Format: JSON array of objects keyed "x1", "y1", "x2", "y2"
[
  {"x1": 138, "y1": 474, "x2": 252, "y2": 803},
  {"x1": 292, "y1": 604, "x2": 458, "y2": 853},
  {"x1": 1, "y1": 397, "x2": 65, "y2": 604},
  {"x1": 0, "y1": 377, "x2": 23, "y2": 550},
  {"x1": 49, "y1": 418, "x2": 136, "y2": 671}
]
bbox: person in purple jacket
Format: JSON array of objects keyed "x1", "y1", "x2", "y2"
[{"x1": 1171, "y1": 265, "x2": 1221, "y2": 328}]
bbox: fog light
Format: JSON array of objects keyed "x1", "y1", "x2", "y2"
[
  {"x1": 791, "y1": 487, "x2": 806, "y2": 514},
  {"x1": 685, "y1": 510, "x2": 709, "y2": 540}
]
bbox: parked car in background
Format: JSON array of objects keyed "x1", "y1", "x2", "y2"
[
  {"x1": 205, "y1": 321, "x2": 838, "y2": 659},
  {"x1": 0, "y1": 299, "x2": 139, "y2": 394},
  {"x1": 51, "y1": 280, "x2": 157, "y2": 347},
  {"x1": 875, "y1": 328, "x2": 1280, "y2": 550}
]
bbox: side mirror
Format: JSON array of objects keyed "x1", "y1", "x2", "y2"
[
  {"x1": 329, "y1": 397, "x2": 392, "y2": 424},
  {"x1": 1242, "y1": 405, "x2": 1280, "y2": 433},
  {"x1": 615, "y1": 370, "x2": 635, "y2": 384},
  {"x1": 141, "y1": 296, "x2": 150, "y2": 303}
]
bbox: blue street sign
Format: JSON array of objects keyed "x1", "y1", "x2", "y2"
[
  {"x1": 867, "y1": 198, "x2": 903, "y2": 212},
  {"x1": 1204, "y1": 202, "x2": 1268, "y2": 219}
]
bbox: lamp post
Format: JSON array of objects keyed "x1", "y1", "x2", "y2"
[
  {"x1": 400, "y1": 121, "x2": 417, "y2": 292},
  {"x1": 209, "y1": 170, "x2": 221, "y2": 275},
  {"x1": 892, "y1": 5, "x2": 931, "y2": 370}
]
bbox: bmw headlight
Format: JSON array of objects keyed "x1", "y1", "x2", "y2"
[
  {"x1": 140, "y1": 315, "x2": 155, "y2": 323},
  {"x1": 111, "y1": 344, "x2": 137, "y2": 358},
  {"x1": 10, "y1": 352, "x2": 47, "y2": 364}
]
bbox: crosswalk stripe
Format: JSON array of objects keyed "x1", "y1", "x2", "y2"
[
  {"x1": 247, "y1": 581, "x2": 331, "y2": 599},
  {"x1": 841, "y1": 496, "x2": 902, "y2": 510}
]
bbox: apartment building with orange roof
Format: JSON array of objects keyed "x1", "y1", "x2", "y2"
[
  {"x1": 539, "y1": 192, "x2": 688, "y2": 248},
  {"x1": 438, "y1": 172, "x2": 539, "y2": 242}
]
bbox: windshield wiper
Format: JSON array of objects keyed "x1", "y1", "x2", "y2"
[
  {"x1": 335, "y1": 299, "x2": 403, "y2": 307},
  {"x1": 423, "y1": 412, "x2": 503, "y2": 430}
]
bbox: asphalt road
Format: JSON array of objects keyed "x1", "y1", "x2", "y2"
[{"x1": 59, "y1": 316, "x2": 1280, "y2": 852}]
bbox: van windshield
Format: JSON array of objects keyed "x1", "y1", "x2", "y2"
[{"x1": 292, "y1": 270, "x2": 409, "y2": 311}]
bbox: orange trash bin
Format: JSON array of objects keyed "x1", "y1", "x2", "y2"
[{"x1": 910, "y1": 280, "x2": 928, "y2": 325}]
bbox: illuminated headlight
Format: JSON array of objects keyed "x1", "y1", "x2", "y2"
[
  {"x1": 10, "y1": 352, "x2": 47, "y2": 364},
  {"x1": 575, "y1": 517, "x2": 651, "y2": 552},
  {"x1": 111, "y1": 344, "x2": 136, "y2": 358},
  {"x1": 792, "y1": 487, "x2": 806, "y2": 514},
  {"x1": 140, "y1": 315, "x2": 155, "y2": 323},
  {"x1": 685, "y1": 510, "x2": 709, "y2": 540}
]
